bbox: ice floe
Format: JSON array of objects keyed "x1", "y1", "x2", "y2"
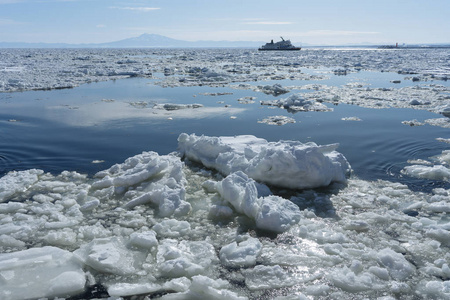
[
  {"x1": 256, "y1": 83, "x2": 290, "y2": 96},
  {"x1": 437, "y1": 137, "x2": 450, "y2": 144},
  {"x1": 402, "y1": 119, "x2": 425, "y2": 126},
  {"x1": 237, "y1": 96, "x2": 256, "y2": 104},
  {"x1": 402, "y1": 149, "x2": 450, "y2": 182},
  {"x1": 302, "y1": 84, "x2": 449, "y2": 114},
  {"x1": 425, "y1": 117, "x2": 450, "y2": 128},
  {"x1": 402, "y1": 165, "x2": 450, "y2": 182},
  {"x1": 260, "y1": 93, "x2": 332, "y2": 112},
  {"x1": 178, "y1": 133, "x2": 351, "y2": 189},
  {"x1": 342, "y1": 116, "x2": 362, "y2": 121},
  {"x1": 0, "y1": 246, "x2": 86, "y2": 299},
  {"x1": 258, "y1": 115, "x2": 296, "y2": 125},
  {"x1": 153, "y1": 103, "x2": 204, "y2": 111}
]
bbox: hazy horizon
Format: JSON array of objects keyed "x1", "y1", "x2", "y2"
[{"x1": 1, "y1": 32, "x2": 449, "y2": 48}]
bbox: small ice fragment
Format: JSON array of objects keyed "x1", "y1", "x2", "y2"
[
  {"x1": 128, "y1": 231, "x2": 158, "y2": 249},
  {"x1": 107, "y1": 282, "x2": 162, "y2": 297},
  {"x1": 219, "y1": 237, "x2": 262, "y2": 267},
  {"x1": 377, "y1": 248, "x2": 415, "y2": 281},
  {"x1": 402, "y1": 119, "x2": 424, "y2": 126},
  {"x1": 258, "y1": 115, "x2": 296, "y2": 126},
  {"x1": 153, "y1": 219, "x2": 191, "y2": 238},
  {"x1": 341, "y1": 117, "x2": 362, "y2": 121}
]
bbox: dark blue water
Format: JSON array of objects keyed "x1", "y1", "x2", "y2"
[{"x1": 1, "y1": 72, "x2": 449, "y2": 192}]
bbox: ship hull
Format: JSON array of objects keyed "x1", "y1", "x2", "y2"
[{"x1": 258, "y1": 47, "x2": 301, "y2": 51}]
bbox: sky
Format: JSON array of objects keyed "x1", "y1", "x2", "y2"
[{"x1": 0, "y1": 0, "x2": 449, "y2": 45}]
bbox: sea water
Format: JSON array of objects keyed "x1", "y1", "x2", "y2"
[{"x1": 1, "y1": 70, "x2": 448, "y2": 191}]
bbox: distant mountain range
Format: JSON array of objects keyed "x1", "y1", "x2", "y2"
[{"x1": 0, "y1": 33, "x2": 267, "y2": 48}]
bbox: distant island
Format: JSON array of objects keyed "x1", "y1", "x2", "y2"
[{"x1": 0, "y1": 33, "x2": 448, "y2": 49}]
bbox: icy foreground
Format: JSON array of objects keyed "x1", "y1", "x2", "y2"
[{"x1": 1, "y1": 135, "x2": 450, "y2": 299}]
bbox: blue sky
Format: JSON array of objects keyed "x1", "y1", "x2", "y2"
[{"x1": 0, "y1": 0, "x2": 449, "y2": 45}]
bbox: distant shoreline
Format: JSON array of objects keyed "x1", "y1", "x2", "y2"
[{"x1": 0, "y1": 33, "x2": 448, "y2": 49}]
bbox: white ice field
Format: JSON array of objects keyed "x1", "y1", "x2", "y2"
[{"x1": 1, "y1": 48, "x2": 450, "y2": 299}]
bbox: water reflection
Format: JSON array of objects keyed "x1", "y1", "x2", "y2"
[{"x1": 45, "y1": 100, "x2": 246, "y2": 127}]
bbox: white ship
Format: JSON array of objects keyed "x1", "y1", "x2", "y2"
[{"x1": 258, "y1": 37, "x2": 301, "y2": 51}]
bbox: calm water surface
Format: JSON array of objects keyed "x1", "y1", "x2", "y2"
[{"x1": 1, "y1": 70, "x2": 449, "y2": 192}]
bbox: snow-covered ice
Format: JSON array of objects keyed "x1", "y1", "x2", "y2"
[
  {"x1": 93, "y1": 151, "x2": 191, "y2": 217},
  {"x1": 219, "y1": 236, "x2": 262, "y2": 267},
  {"x1": 178, "y1": 133, "x2": 351, "y2": 189},
  {"x1": 213, "y1": 171, "x2": 301, "y2": 233}
]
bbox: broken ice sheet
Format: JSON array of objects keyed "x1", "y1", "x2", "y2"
[{"x1": 1, "y1": 46, "x2": 450, "y2": 299}]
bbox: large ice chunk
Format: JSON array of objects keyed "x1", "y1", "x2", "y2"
[
  {"x1": 178, "y1": 133, "x2": 350, "y2": 189},
  {"x1": 0, "y1": 246, "x2": 86, "y2": 300},
  {"x1": 93, "y1": 151, "x2": 191, "y2": 216},
  {"x1": 0, "y1": 169, "x2": 44, "y2": 203},
  {"x1": 74, "y1": 237, "x2": 138, "y2": 275},
  {"x1": 215, "y1": 172, "x2": 301, "y2": 233}
]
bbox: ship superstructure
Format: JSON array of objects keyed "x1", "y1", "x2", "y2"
[{"x1": 258, "y1": 37, "x2": 301, "y2": 51}]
